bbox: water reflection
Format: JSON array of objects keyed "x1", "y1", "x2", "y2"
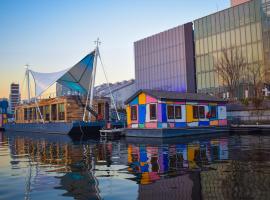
[{"x1": 0, "y1": 131, "x2": 270, "y2": 200}]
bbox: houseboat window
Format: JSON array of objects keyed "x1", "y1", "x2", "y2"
[
  {"x1": 44, "y1": 106, "x2": 50, "y2": 121},
  {"x1": 210, "y1": 106, "x2": 217, "y2": 118},
  {"x1": 199, "y1": 106, "x2": 205, "y2": 118},
  {"x1": 33, "y1": 108, "x2": 37, "y2": 120},
  {"x1": 29, "y1": 108, "x2": 33, "y2": 120},
  {"x1": 131, "y1": 106, "x2": 137, "y2": 120},
  {"x1": 24, "y1": 108, "x2": 27, "y2": 120},
  {"x1": 98, "y1": 103, "x2": 102, "y2": 115},
  {"x1": 150, "y1": 104, "x2": 157, "y2": 120},
  {"x1": 193, "y1": 106, "x2": 199, "y2": 119},
  {"x1": 175, "y1": 106, "x2": 182, "y2": 119},
  {"x1": 51, "y1": 104, "x2": 57, "y2": 121},
  {"x1": 58, "y1": 103, "x2": 65, "y2": 120},
  {"x1": 167, "y1": 105, "x2": 174, "y2": 119}
]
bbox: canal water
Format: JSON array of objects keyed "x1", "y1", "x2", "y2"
[{"x1": 0, "y1": 131, "x2": 269, "y2": 200}]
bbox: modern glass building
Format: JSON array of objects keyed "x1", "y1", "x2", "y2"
[{"x1": 194, "y1": 0, "x2": 270, "y2": 97}]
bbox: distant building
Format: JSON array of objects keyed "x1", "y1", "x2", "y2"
[
  {"x1": 56, "y1": 83, "x2": 74, "y2": 97},
  {"x1": 9, "y1": 83, "x2": 20, "y2": 114},
  {"x1": 56, "y1": 79, "x2": 136, "y2": 109},
  {"x1": 95, "y1": 79, "x2": 136, "y2": 109},
  {"x1": 134, "y1": 23, "x2": 196, "y2": 93},
  {"x1": 231, "y1": 0, "x2": 250, "y2": 7},
  {"x1": 0, "y1": 98, "x2": 8, "y2": 114}
]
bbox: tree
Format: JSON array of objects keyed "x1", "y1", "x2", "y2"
[
  {"x1": 249, "y1": 63, "x2": 265, "y2": 123},
  {"x1": 215, "y1": 47, "x2": 247, "y2": 100}
]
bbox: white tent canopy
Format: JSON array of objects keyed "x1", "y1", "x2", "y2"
[{"x1": 30, "y1": 50, "x2": 96, "y2": 97}]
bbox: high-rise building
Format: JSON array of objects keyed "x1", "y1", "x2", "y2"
[
  {"x1": 134, "y1": 23, "x2": 196, "y2": 93},
  {"x1": 194, "y1": 0, "x2": 270, "y2": 97},
  {"x1": 231, "y1": 0, "x2": 251, "y2": 7},
  {"x1": 9, "y1": 83, "x2": 20, "y2": 114}
]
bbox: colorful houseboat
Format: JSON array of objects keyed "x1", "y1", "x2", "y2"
[{"x1": 125, "y1": 89, "x2": 228, "y2": 137}]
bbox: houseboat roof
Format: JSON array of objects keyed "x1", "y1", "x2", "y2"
[{"x1": 125, "y1": 89, "x2": 226, "y2": 104}]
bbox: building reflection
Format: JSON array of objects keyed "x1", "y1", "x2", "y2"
[{"x1": 3, "y1": 132, "x2": 270, "y2": 200}]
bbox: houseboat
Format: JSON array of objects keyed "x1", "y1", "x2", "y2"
[
  {"x1": 125, "y1": 89, "x2": 228, "y2": 138},
  {"x1": 4, "y1": 40, "x2": 124, "y2": 136}
]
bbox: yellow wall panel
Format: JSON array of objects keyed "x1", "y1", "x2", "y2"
[
  {"x1": 138, "y1": 93, "x2": 146, "y2": 104},
  {"x1": 186, "y1": 105, "x2": 193, "y2": 123},
  {"x1": 210, "y1": 120, "x2": 218, "y2": 126},
  {"x1": 126, "y1": 106, "x2": 131, "y2": 125}
]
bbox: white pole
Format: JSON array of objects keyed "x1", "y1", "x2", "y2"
[
  {"x1": 26, "y1": 65, "x2": 31, "y2": 103},
  {"x1": 88, "y1": 42, "x2": 99, "y2": 121}
]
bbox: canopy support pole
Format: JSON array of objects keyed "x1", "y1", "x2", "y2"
[{"x1": 83, "y1": 39, "x2": 100, "y2": 122}]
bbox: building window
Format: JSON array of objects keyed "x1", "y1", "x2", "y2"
[
  {"x1": 175, "y1": 106, "x2": 182, "y2": 119},
  {"x1": 210, "y1": 106, "x2": 217, "y2": 118},
  {"x1": 167, "y1": 105, "x2": 174, "y2": 120},
  {"x1": 58, "y1": 103, "x2": 65, "y2": 121},
  {"x1": 131, "y1": 106, "x2": 137, "y2": 121},
  {"x1": 199, "y1": 106, "x2": 205, "y2": 118},
  {"x1": 150, "y1": 104, "x2": 157, "y2": 120},
  {"x1": 193, "y1": 106, "x2": 199, "y2": 119}
]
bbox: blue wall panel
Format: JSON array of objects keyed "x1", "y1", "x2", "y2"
[
  {"x1": 199, "y1": 121, "x2": 210, "y2": 126},
  {"x1": 138, "y1": 105, "x2": 146, "y2": 124},
  {"x1": 161, "y1": 103, "x2": 167, "y2": 122},
  {"x1": 175, "y1": 122, "x2": 187, "y2": 128}
]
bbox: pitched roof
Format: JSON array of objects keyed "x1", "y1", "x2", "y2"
[{"x1": 125, "y1": 89, "x2": 226, "y2": 104}]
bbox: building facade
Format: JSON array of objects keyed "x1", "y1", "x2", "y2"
[
  {"x1": 194, "y1": 0, "x2": 270, "y2": 97},
  {"x1": 134, "y1": 23, "x2": 196, "y2": 93},
  {"x1": 95, "y1": 79, "x2": 136, "y2": 109},
  {"x1": 9, "y1": 83, "x2": 20, "y2": 114}
]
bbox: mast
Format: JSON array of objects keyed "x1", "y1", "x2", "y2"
[
  {"x1": 88, "y1": 38, "x2": 100, "y2": 121},
  {"x1": 83, "y1": 38, "x2": 100, "y2": 122}
]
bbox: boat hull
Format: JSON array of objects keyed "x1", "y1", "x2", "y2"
[
  {"x1": 124, "y1": 126, "x2": 229, "y2": 138},
  {"x1": 3, "y1": 121, "x2": 125, "y2": 139}
]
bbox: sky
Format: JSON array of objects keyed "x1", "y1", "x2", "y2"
[{"x1": 0, "y1": 0, "x2": 230, "y2": 99}]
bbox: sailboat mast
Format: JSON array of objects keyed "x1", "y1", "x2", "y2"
[{"x1": 88, "y1": 38, "x2": 100, "y2": 121}]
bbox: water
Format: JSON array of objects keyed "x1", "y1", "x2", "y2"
[{"x1": 0, "y1": 131, "x2": 270, "y2": 200}]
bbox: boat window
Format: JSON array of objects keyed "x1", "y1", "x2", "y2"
[
  {"x1": 58, "y1": 104, "x2": 65, "y2": 121},
  {"x1": 193, "y1": 106, "x2": 199, "y2": 119},
  {"x1": 24, "y1": 108, "x2": 27, "y2": 120},
  {"x1": 44, "y1": 106, "x2": 50, "y2": 121},
  {"x1": 33, "y1": 108, "x2": 37, "y2": 120},
  {"x1": 199, "y1": 106, "x2": 205, "y2": 118},
  {"x1": 131, "y1": 106, "x2": 137, "y2": 121},
  {"x1": 51, "y1": 104, "x2": 57, "y2": 121},
  {"x1": 175, "y1": 106, "x2": 182, "y2": 119},
  {"x1": 98, "y1": 103, "x2": 102, "y2": 115},
  {"x1": 150, "y1": 104, "x2": 157, "y2": 120},
  {"x1": 210, "y1": 106, "x2": 217, "y2": 118},
  {"x1": 167, "y1": 105, "x2": 174, "y2": 119}
]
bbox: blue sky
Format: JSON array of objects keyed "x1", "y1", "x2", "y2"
[{"x1": 0, "y1": 0, "x2": 230, "y2": 98}]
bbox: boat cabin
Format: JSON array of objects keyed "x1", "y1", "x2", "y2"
[
  {"x1": 15, "y1": 95, "x2": 110, "y2": 123},
  {"x1": 125, "y1": 90, "x2": 227, "y2": 129}
]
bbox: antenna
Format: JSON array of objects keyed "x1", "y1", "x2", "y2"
[{"x1": 94, "y1": 38, "x2": 101, "y2": 48}]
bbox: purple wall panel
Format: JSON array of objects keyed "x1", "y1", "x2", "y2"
[{"x1": 134, "y1": 23, "x2": 195, "y2": 93}]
